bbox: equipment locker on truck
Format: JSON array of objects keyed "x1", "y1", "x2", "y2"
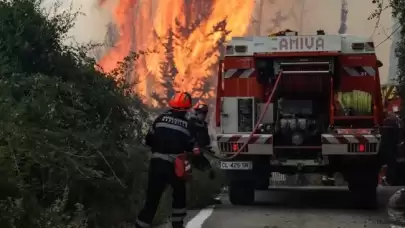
[{"x1": 215, "y1": 29, "x2": 384, "y2": 208}]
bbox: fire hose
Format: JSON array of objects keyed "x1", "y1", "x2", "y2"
[{"x1": 204, "y1": 70, "x2": 283, "y2": 161}]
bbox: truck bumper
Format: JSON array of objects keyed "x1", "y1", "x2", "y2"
[
  {"x1": 216, "y1": 134, "x2": 380, "y2": 159},
  {"x1": 217, "y1": 134, "x2": 273, "y2": 155},
  {"x1": 321, "y1": 134, "x2": 380, "y2": 155}
]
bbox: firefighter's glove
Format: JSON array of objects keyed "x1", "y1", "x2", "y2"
[{"x1": 192, "y1": 147, "x2": 201, "y2": 156}]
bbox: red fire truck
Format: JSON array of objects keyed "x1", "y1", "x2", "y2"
[{"x1": 215, "y1": 30, "x2": 384, "y2": 208}]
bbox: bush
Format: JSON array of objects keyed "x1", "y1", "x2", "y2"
[
  {"x1": 0, "y1": 1, "x2": 226, "y2": 227},
  {"x1": 0, "y1": 0, "x2": 155, "y2": 227},
  {"x1": 187, "y1": 165, "x2": 226, "y2": 209}
]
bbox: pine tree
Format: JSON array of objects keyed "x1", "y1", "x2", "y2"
[
  {"x1": 155, "y1": 1, "x2": 231, "y2": 108},
  {"x1": 156, "y1": 28, "x2": 179, "y2": 105},
  {"x1": 188, "y1": 19, "x2": 230, "y2": 106}
]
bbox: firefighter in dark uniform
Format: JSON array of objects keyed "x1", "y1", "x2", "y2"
[
  {"x1": 380, "y1": 112, "x2": 402, "y2": 185},
  {"x1": 190, "y1": 102, "x2": 211, "y2": 149},
  {"x1": 136, "y1": 92, "x2": 199, "y2": 228},
  {"x1": 188, "y1": 102, "x2": 222, "y2": 204},
  {"x1": 188, "y1": 102, "x2": 216, "y2": 179}
]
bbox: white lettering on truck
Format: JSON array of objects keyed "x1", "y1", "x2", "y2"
[{"x1": 278, "y1": 36, "x2": 325, "y2": 51}]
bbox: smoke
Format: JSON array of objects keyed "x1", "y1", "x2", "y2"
[
  {"x1": 41, "y1": 0, "x2": 112, "y2": 45},
  {"x1": 39, "y1": 0, "x2": 394, "y2": 83},
  {"x1": 253, "y1": 0, "x2": 394, "y2": 83}
]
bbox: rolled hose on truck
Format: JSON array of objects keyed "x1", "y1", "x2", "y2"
[{"x1": 205, "y1": 70, "x2": 283, "y2": 161}]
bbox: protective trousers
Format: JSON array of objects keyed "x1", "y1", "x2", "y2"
[{"x1": 136, "y1": 156, "x2": 187, "y2": 228}]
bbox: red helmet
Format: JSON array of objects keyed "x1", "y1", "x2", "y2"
[
  {"x1": 169, "y1": 92, "x2": 192, "y2": 110},
  {"x1": 193, "y1": 102, "x2": 208, "y2": 114}
]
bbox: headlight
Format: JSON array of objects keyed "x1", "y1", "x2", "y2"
[{"x1": 291, "y1": 132, "x2": 304, "y2": 145}]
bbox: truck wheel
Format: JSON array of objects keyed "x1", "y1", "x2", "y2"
[
  {"x1": 347, "y1": 170, "x2": 379, "y2": 209},
  {"x1": 229, "y1": 180, "x2": 255, "y2": 205}
]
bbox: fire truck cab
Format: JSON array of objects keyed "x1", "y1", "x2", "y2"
[{"x1": 215, "y1": 30, "x2": 383, "y2": 207}]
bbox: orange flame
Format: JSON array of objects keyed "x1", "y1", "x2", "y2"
[{"x1": 98, "y1": 0, "x2": 254, "y2": 106}]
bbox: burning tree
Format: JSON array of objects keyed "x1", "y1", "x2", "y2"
[
  {"x1": 97, "y1": 0, "x2": 254, "y2": 112},
  {"x1": 151, "y1": 28, "x2": 179, "y2": 107},
  {"x1": 152, "y1": 12, "x2": 231, "y2": 109}
]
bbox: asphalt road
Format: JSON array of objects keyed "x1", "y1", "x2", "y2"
[{"x1": 185, "y1": 186, "x2": 405, "y2": 228}]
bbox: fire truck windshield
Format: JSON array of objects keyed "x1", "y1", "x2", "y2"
[{"x1": 278, "y1": 99, "x2": 313, "y2": 116}]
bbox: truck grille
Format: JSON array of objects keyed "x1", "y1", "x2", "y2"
[
  {"x1": 218, "y1": 142, "x2": 248, "y2": 153},
  {"x1": 347, "y1": 143, "x2": 378, "y2": 153}
]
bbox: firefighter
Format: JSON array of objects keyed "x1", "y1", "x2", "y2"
[
  {"x1": 189, "y1": 102, "x2": 221, "y2": 204},
  {"x1": 188, "y1": 102, "x2": 215, "y2": 177},
  {"x1": 136, "y1": 92, "x2": 199, "y2": 228},
  {"x1": 379, "y1": 112, "x2": 402, "y2": 185},
  {"x1": 190, "y1": 102, "x2": 211, "y2": 149}
]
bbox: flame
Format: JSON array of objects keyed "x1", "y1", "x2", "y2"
[{"x1": 97, "y1": 0, "x2": 254, "y2": 106}]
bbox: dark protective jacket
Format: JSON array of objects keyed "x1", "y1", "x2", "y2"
[
  {"x1": 187, "y1": 114, "x2": 212, "y2": 171},
  {"x1": 145, "y1": 110, "x2": 196, "y2": 154},
  {"x1": 379, "y1": 114, "x2": 402, "y2": 164},
  {"x1": 193, "y1": 119, "x2": 211, "y2": 148}
]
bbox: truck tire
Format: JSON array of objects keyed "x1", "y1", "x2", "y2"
[
  {"x1": 347, "y1": 170, "x2": 379, "y2": 209},
  {"x1": 229, "y1": 180, "x2": 255, "y2": 205}
]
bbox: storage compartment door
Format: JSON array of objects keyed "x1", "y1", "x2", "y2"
[{"x1": 221, "y1": 97, "x2": 255, "y2": 134}]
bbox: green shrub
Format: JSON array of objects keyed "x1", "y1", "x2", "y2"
[
  {"x1": 187, "y1": 164, "x2": 226, "y2": 209},
  {"x1": 0, "y1": 0, "x2": 155, "y2": 227},
  {"x1": 0, "y1": 1, "x2": 225, "y2": 227}
]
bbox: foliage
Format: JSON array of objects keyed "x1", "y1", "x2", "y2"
[
  {"x1": 187, "y1": 164, "x2": 226, "y2": 209},
  {"x1": 0, "y1": 0, "x2": 153, "y2": 227},
  {"x1": 370, "y1": 0, "x2": 405, "y2": 115},
  {"x1": 390, "y1": 1, "x2": 405, "y2": 116},
  {"x1": 151, "y1": 15, "x2": 230, "y2": 109},
  {"x1": 0, "y1": 1, "x2": 225, "y2": 227}
]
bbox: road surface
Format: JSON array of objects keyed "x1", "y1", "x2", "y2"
[{"x1": 185, "y1": 186, "x2": 405, "y2": 228}]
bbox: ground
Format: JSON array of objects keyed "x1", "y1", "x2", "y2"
[{"x1": 182, "y1": 186, "x2": 405, "y2": 228}]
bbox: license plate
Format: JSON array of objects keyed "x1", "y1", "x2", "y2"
[{"x1": 220, "y1": 161, "x2": 252, "y2": 170}]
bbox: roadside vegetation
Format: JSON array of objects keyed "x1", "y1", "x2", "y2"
[
  {"x1": 371, "y1": 0, "x2": 405, "y2": 114},
  {"x1": 0, "y1": 0, "x2": 224, "y2": 227}
]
